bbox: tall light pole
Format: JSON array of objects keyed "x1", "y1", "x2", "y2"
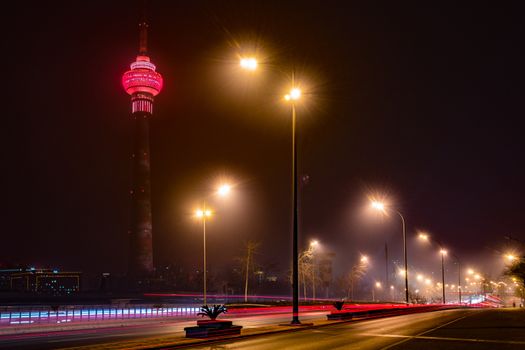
[
  {"x1": 194, "y1": 183, "x2": 232, "y2": 306},
  {"x1": 440, "y1": 249, "x2": 447, "y2": 304},
  {"x1": 418, "y1": 232, "x2": 452, "y2": 304},
  {"x1": 239, "y1": 58, "x2": 307, "y2": 324},
  {"x1": 195, "y1": 205, "x2": 212, "y2": 305},
  {"x1": 286, "y1": 84, "x2": 302, "y2": 324},
  {"x1": 371, "y1": 201, "x2": 409, "y2": 305}
]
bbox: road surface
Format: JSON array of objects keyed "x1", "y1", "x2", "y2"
[
  {"x1": 186, "y1": 308, "x2": 525, "y2": 350},
  {"x1": 0, "y1": 311, "x2": 325, "y2": 349},
  {"x1": 1, "y1": 308, "x2": 524, "y2": 349}
]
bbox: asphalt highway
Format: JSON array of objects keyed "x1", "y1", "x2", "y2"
[
  {"x1": 2, "y1": 308, "x2": 524, "y2": 349},
  {"x1": 0, "y1": 311, "x2": 325, "y2": 349},
  {"x1": 186, "y1": 308, "x2": 525, "y2": 350}
]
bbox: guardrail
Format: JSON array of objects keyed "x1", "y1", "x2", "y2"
[{"x1": 0, "y1": 306, "x2": 200, "y2": 326}]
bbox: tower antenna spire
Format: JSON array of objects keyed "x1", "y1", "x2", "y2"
[{"x1": 138, "y1": 0, "x2": 149, "y2": 55}]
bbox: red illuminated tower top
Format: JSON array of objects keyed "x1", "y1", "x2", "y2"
[{"x1": 122, "y1": 22, "x2": 163, "y2": 114}]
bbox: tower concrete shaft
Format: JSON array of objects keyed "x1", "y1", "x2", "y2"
[{"x1": 122, "y1": 21, "x2": 163, "y2": 278}]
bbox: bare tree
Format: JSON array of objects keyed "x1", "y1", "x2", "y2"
[
  {"x1": 239, "y1": 240, "x2": 260, "y2": 302},
  {"x1": 348, "y1": 258, "x2": 368, "y2": 300}
]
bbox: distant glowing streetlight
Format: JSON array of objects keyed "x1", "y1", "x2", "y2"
[
  {"x1": 360, "y1": 255, "x2": 369, "y2": 264},
  {"x1": 372, "y1": 281, "x2": 382, "y2": 301},
  {"x1": 217, "y1": 184, "x2": 232, "y2": 197},
  {"x1": 239, "y1": 57, "x2": 258, "y2": 71},
  {"x1": 417, "y1": 231, "x2": 459, "y2": 304},
  {"x1": 370, "y1": 200, "x2": 409, "y2": 304},
  {"x1": 418, "y1": 233, "x2": 429, "y2": 241},
  {"x1": 467, "y1": 269, "x2": 474, "y2": 275},
  {"x1": 505, "y1": 254, "x2": 517, "y2": 262}
]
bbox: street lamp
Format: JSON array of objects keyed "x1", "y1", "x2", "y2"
[
  {"x1": 195, "y1": 183, "x2": 233, "y2": 305},
  {"x1": 240, "y1": 58, "x2": 308, "y2": 325},
  {"x1": 418, "y1": 232, "x2": 452, "y2": 304},
  {"x1": 286, "y1": 83, "x2": 302, "y2": 324},
  {"x1": 195, "y1": 205, "x2": 212, "y2": 305},
  {"x1": 440, "y1": 249, "x2": 447, "y2": 304},
  {"x1": 370, "y1": 201, "x2": 409, "y2": 305}
]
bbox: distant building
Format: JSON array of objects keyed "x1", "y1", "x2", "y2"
[
  {"x1": 0, "y1": 268, "x2": 23, "y2": 291},
  {"x1": 6, "y1": 268, "x2": 81, "y2": 295}
]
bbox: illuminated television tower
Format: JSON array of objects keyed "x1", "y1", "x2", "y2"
[{"x1": 122, "y1": 21, "x2": 163, "y2": 277}]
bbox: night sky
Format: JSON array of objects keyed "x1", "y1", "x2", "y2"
[{"x1": 3, "y1": 1, "x2": 524, "y2": 284}]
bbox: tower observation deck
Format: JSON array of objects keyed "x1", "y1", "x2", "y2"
[{"x1": 122, "y1": 21, "x2": 163, "y2": 278}]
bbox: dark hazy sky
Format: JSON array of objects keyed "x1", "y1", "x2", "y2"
[{"x1": 3, "y1": 1, "x2": 524, "y2": 282}]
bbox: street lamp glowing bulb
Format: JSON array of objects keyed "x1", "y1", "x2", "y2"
[
  {"x1": 195, "y1": 209, "x2": 212, "y2": 218},
  {"x1": 418, "y1": 233, "x2": 429, "y2": 241},
  {"x1": 285, "y1": 88, "x2": 301, "y2": 101},
  {"x1": 217, "y1": 184, "x2": 231, "y2": 197},
  {"x1": 310, "y1": 240, "x2": 319, "y2": 247},
  {"x1": 506, "y1": 254, "x2": 517, "y2": 262},
  {"x1": 375, "y1": 282, "x2": 382, "y2": 288},
  {"x1": 240, "y1": 57, "x2": 257, "y2": 70},
  {"x1": 440, "y1": 249, "x2": 448, "y2": 255},
  {"x1": 371, "y1": 201, "x2": 385, "y2": 211},
  {"x1": 360, "y1": 255, "x2": 368, "y2": 263}
]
